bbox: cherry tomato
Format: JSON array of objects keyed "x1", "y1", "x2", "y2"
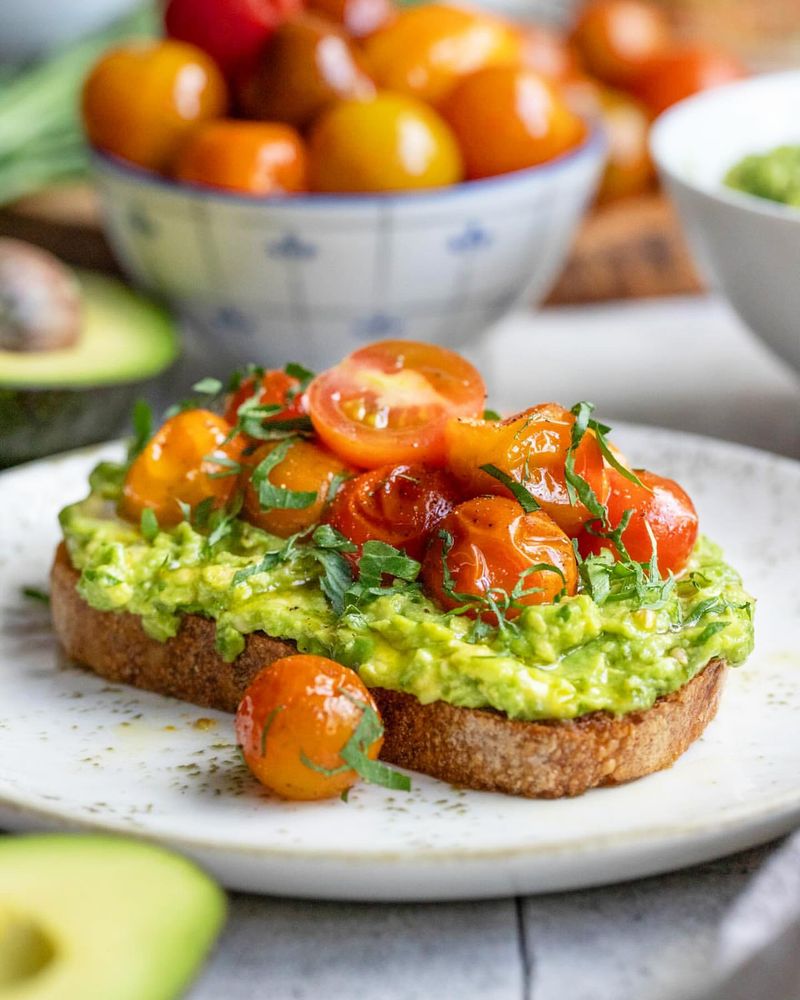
[
  {"x1": 631, "y1": 45, "x2": 746, "y2": 117},
  {"x1": 518, "y1": 23, "x2": 582, "y2": 83},
  {"x1": 326, "y1": 463, "x2": 462, "y2": 559},
  {"x1": 174, "y1": 120, "x2": 307, "y2": 194},
  {"x1": 236, "y1": 14, "x2": 374, "y2": 129},
  {"x1": 82, "y1": 41, "x2": 228, "y2": 173},
  {"x1": 440, "y1": 66, "x2": 587, "y2": 180},
  {"x1": 444, "y1": 404, "x2": 608, "y2": 537},
  {"x1": 120, "y1": 409, "x2": 244, "y2": 526},
  {"x1": 224, "y1": 369, "x2": 305, "y2": 426},
  {"x1": 363, "y1": 3, "x2": 521, "y2": 106},
  {"x1": 236, "y1": 655, "x2": 383, "y2": 800},
  {"x1": 241, "y1": 438, "x2": 354, "y2": 538},
  {"x1": 570, "y1": 0, "x2": 671, "y2": 86},
  {"x1": 307, "y1": 340, "x2": 485, "y2": 468},
  {"x1": 594, "y1": 86, "x2": 654, "y2": 203},
  {"x1": 307, "y1": 92, "x2": 463, "y2": 193},
  {"x1": 307, "y1": 0, "x2": 395, "y2": 38},
  {"x1": 164, "y1": 0, "x2": 301, "y2": 77},
  {"x1": 577, "y1": 468, "x2": 698, "y2": 575},
  {"x1": 421, "y1": 496, "x2": 578, "y2": 623}
]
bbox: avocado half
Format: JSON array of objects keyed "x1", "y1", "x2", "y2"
[
  {"x1": 0, "y1": 834, "x2": 225, "y2": 1000},
  {"x1": 0, "y1": 272, "x2": 177, "y2": 467}
]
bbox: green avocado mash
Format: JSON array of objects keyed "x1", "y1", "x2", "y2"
[
  {"x1": 60, "y1": 463, "x2": 755, "y2": 722},
  {"x1": 725, "y1": 145, "x2": 800, "y2": 208}
]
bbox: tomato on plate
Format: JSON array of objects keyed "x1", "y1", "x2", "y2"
[
  {"x1": 444, "y1": 403, "x2": 608, "y2": 536},
  {"x1": 120, "y1": 409, "x2": 244, "y2": 526},
  {"x1": 306, "y1": 341, "x2": 485, "y2": 468},
  {"x1": 326, "y1": 463, "x2": 462, "y2": 559},
  {"x1": 631, "y1": 45, "x2": 746, "y2": 117},
  {"x1": 421, "y1": 496, "x2": 578, "y2": 623},
  {"x1": 577, "y1": 468, "x2": 698, "y2": 575},
  {"x1": 570, "y1": 0, "x2": 671, "y2": 87},
  {"x1": 235, "y1": 655, "x2": 383, "y2": 800},
  {"x1": 224, "y1": 368, "x2": 306, "y2": 427}
]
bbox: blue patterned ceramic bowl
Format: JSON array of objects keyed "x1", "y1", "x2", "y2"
[{"x1": 92, "y1": 128, "x2": 604, "y2": 369}]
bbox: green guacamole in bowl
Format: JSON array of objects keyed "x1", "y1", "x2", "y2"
[{"x1": 725, "y1": 144, "x2": 800, "y2": 208}]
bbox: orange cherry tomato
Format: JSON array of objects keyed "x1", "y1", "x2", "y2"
[
  {"x1": 173, "y1": 120, "x2": 307, "y2": 195},
  {"x1": 224, "y1": 368, "x2": 305, "y2": 426},
  {"x1": 518, "y1": 23, "x2": 582, "y2": 82},
  {"x1": 594, "y1": 86, "x2": 654, "y2": 203},
  {"x1": 577, "y1": 468, "x2": 698, "y2": 575},
  {"x1": 241, "y1": 438, "x2": 354, "y2": 538},
  {"x1": 307, "y1": 92, "x2": 463, "y2": 193},
  {"x1": 82, "y1": 40, "x2": 227, "y2": 173},
  {"x1": 444, "y1": 404, "x2": 608, "y2": 537},
  {"x1": 326, "y1": 463, "x2": 462, "y2": 559},
  {"x1": 236, "y1": 655, "x2": 383, "y2": 800},
  {"x1": 236, "y1": 14, "x2": 375, "y2": 129},
  {"x1": 421, "y1": 496, "x2": 578, "y2": 623},
  {"x1": 307, "y1": 0, "x2": 396, "y2": 38},
  {"x1": 631, "y1": 45, "x2": 746, "y2": 117},
  {"x1": 120, "y1": 409, "x2": 244, "y2": 527},
  {"x1": 363, "y1": 3, "x2": 520, "y2": 106},
  {"x1": 440, "y1": 66, "x2": 587, "y2": 180},
  {"x1": 307, "y1": 340, "x2": 486, "y2": 468},
  {"x1": 570, "y1": 0, "x2": 671, "y2": 87}
]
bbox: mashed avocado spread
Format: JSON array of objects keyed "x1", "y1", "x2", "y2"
[
  {"x1": 60, "y1": 466, "x2": 754, "y2": 722},
  {"x1": 725, "y1": 145, "x2": 800, "y2": 208}
]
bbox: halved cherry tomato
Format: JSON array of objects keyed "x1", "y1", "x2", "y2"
[
  {"x1": 421, "y1": 496, "x2": 578, "y2": 623},
  {"x1": 445, "y1": 404, "x2": 608, "y2": 536},
  {"x1": 173, "y1": 120, "x2": 307, "y2": 194},
  {"x1": 307, "y1": 0, "x2": 395, "y2": 38},
  {"x1": 82, "y1": 41, "x2": 228, "y2": 173},
  {"x1": 630, "y1": 45, "x2": 746, "y2": 117},
  {"x1": 307, "y1": 341, "x2": 485, "y2": 468},
  {"x1": 577, "y1": 468, "x2": 698, "y2": 575},
  {"x1": 224, "y1": 368, "x2": 306, "y2": 427},
  {"x1": 235, "y1": 655, "x2": 383, "y2": 800},
  {"x1": 120, "y1": 409, "x2": 244, "y2": 526},
  {"x1": 241, "y1": 437, "x2": 353, "y2": 537},
  {"x1": 570, "y1": 0, "x2": 671, "y2": 87},
  {"x1": 326, "y1": 463, "x2": 462, "y2": 559}
]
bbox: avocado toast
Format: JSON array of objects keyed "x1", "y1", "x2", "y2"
[{"x1": 51, "y1": 340, "x2": 754, "y2": 799}]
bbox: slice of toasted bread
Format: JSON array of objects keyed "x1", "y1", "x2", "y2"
[{"x1": 51, "y1": 543, "x2": 725, "y2": 797}]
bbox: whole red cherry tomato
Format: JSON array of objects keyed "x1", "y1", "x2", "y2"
[
  {"x1": 570, "y1": 0, "x2": 671, "y2": 87},
  {"x1": 224, "y1": 368, "x2": 306, "y2": 427},
  {"x1": 577, "y1": 468, "x2": 698, "y2": 575},
  {"x1": 326, "y1": 463, "x2": 462, "y2": 559},
  {"x1": 421, "y1": 496, "x2": 578, "y2": 624},
  {"x1": 164, "y1": 0, "x2": 301, "y2": 77},
  {"x1": 631, "y1": 45, "x2": 746, "y2": 117}
]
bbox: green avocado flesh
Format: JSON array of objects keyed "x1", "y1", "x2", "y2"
[
  {"x1": 0, "y1": 834, "x2": 225, "y2": 1000},
  {"x1": 60, "y1": 469, "x2": 755, "y2": 722},
  {"x1": 725, "y1": 145, "x2": 800, "y2": 208},
  {"x1": 0, "y1": 272, "x2": 177, "y2": 389}
]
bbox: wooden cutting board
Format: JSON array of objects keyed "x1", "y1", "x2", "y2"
[{"x1": 0, "y1": 183, "x2": 702, "y2": 304}]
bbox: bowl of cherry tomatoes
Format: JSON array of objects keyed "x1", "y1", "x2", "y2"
[{"x1": 82, "y1": 0, "x2": 606, "y2": 368}]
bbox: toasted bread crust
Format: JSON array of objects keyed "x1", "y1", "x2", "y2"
[{"x1": 51, "y1": 543, "x2": 725, "y2": 797}]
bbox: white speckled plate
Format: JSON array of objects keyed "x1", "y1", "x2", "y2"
[{"x1": 0, "y1": 427, "x2": 798, "y2": 901}]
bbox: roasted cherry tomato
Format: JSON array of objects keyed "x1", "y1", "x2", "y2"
[
  {"x1": 362, "y1": 3, "x2": 521, "y2": 105},
  {"x1": 595, "y1": 86, "x2": 654, "y2": 203},
  {"x1": 164, "y1": 0, "x2": 302, "y2": 77},
  {"x1": 444, "y1": 404, "x2": 608, "y2": 537},
  {"x1": 518, "y1": 23, "x2": 582, "y2": 82},
  {"x1": 120, "y1": 409, "x2": 244, "y2": 526},
  {"x1": 224, "y1": 368, "x2": 305, "y2": 426},
  {"x1": 326, "y1": 463, "x2": 462, "y2": 559},
  {"x1": 570, "y1": 0, "x2": 671, "y2": 86},
  {"x1": 308, "y1": 92, "x2": 463, "y2": 193},
  {"x1": 241, "y1": 438, "x2": 353, "y2": 538},
  {"x1": 631, "y1": 45, "x2": 746, "y2": 117},
  {"x1": 421, "y1": 496, "x2": 578, "y2": 623},
  {"x1": 577, "y1": 468, "x2": 698, "y2": 575},
  {"x1": 307, "y1": 0, "x2": 395, "y2": 38},
  {"x1": 174, "y1": 120, "x2": 307, "y2": 194},
  {"x1": 236, "y1": 655, "x2": 383, "y2": 800},
  {"x1": 440, "y1": 66, "x2": 586, "y2": 179},
  {"x1": 237, "y1": 14, "x2": 374, "y2": 129},
  {"x1": 307, "y1": 341, "x2": 485, "y2": 468},
  {"x1": 82, "y1": 41, "x2": 227, "y2": 173}
]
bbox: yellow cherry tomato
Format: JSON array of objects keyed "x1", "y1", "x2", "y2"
[{"x1": 308, "y1": 92, "x2": 463, "y2": 193}]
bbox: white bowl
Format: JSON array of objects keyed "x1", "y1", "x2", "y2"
[
  {"x1": 91, "y1": 130, "x2": 604, "y2": 369},
  {"x1": 651, "y1": 71, "x2": 800, "y2": 373}
]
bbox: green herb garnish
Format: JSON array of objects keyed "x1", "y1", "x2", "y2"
[
  {"x1": 251, "y1": 437, "x2": 317, "y2": 511},
  {"x1": 140, "y1": 508, "x2": 159, "y2": 542},
  {"x1": 480, "y1": 463, "x2": 541, "y2": 513},
  {"x1": 127, "y1": 399, "x2": 153, "y2": 461},
  {"x1": 192, "y1": 377, "x2": 223, "y2": 396},
  {"x1": 21, "y1": 586, "x2": 49, "y2": 604}
]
